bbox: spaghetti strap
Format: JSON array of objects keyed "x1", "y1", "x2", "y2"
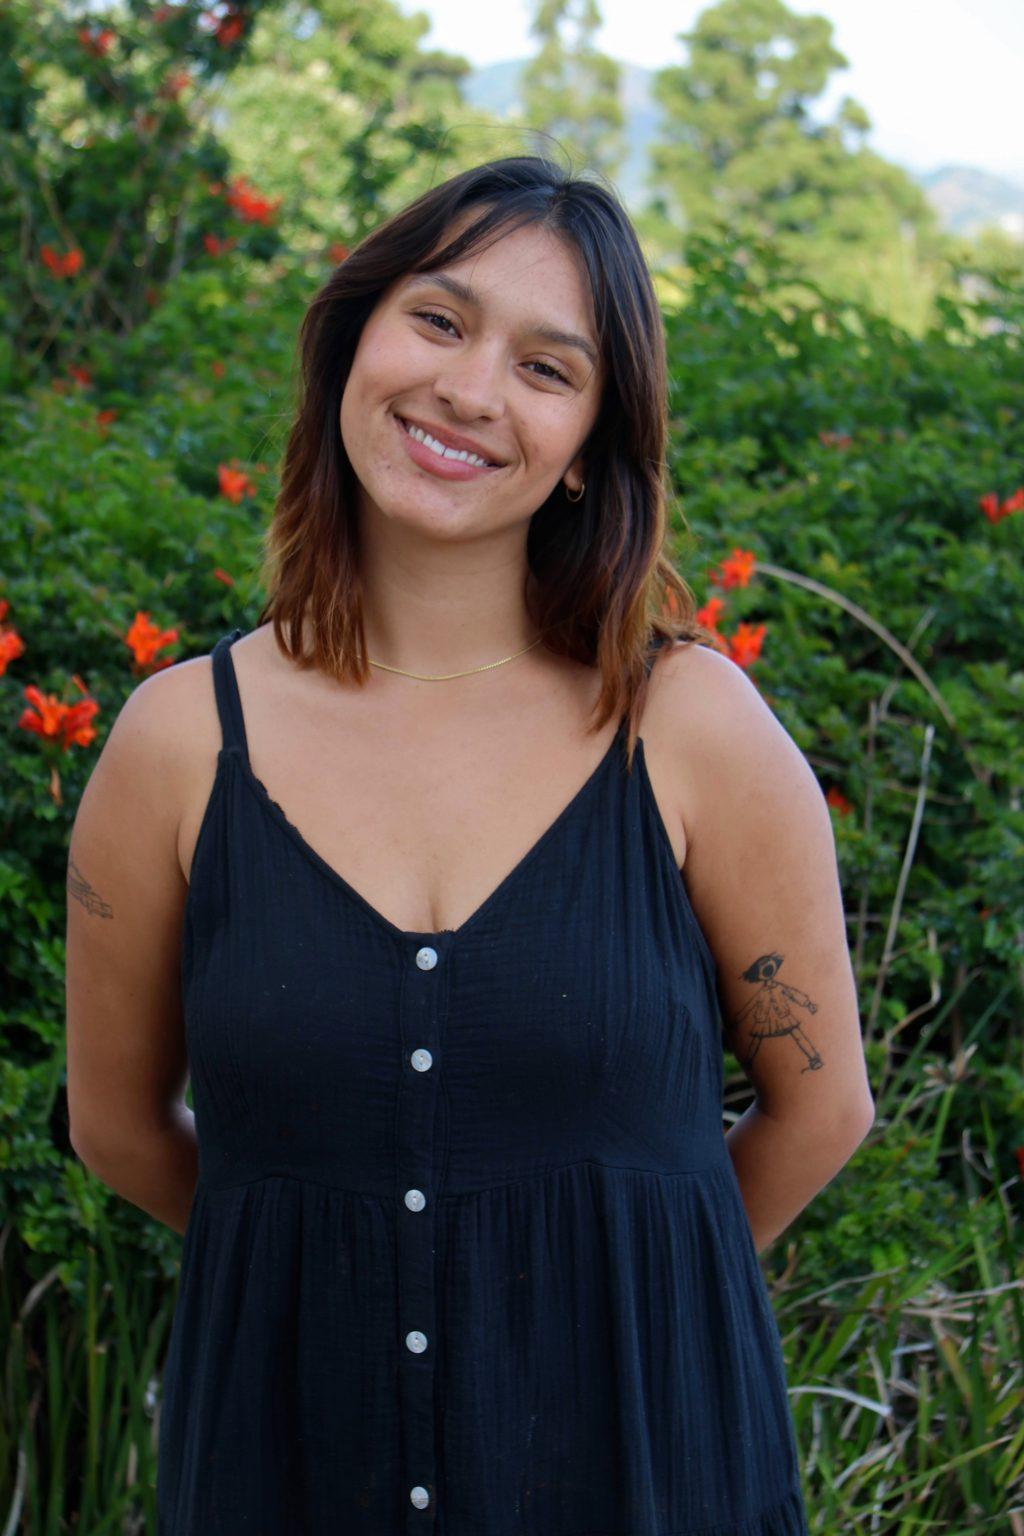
[{"x1": 210, "y1": 628, "x2": 248, "y2": 760}]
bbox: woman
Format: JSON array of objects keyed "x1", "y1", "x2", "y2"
[{"x1": 66, "y1": 154, "x2": 874, "y2": 1534}]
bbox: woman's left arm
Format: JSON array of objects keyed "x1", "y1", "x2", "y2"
[{"x1": 660, "y1": 643, "x2": 876, "y2": 1255}]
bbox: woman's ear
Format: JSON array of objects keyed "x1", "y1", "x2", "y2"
[{"x1": 563, "y1": 455, "x2": 586, "y2": 497}]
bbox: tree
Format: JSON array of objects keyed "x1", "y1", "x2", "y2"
[
  {"x1": 0, "y1": 0, "x2": 282, "y2": 387},
  {"x1": 219, "y1": 0, "x2": 480, "y2": 247},
  {"x1": 520, "y1": 0, "x2": 625, "y2": 181},
  {"x1": 643, "y1": 0, "x2": 943, "y2": 303}
]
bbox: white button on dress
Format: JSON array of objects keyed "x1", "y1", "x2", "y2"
[{"x1": 397, "y1": 940, "x2": 444, "y2": 1520}]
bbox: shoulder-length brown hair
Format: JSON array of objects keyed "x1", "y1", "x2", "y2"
[{"x1": 256, "y1": 153, "x2": 712, "y2": 769}]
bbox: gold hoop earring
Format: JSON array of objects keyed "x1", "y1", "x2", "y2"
[{"x1": 565, "y1": 480, "x2": 585, "y2": 502}]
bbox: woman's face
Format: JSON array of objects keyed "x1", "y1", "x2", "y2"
[{"x1": 339, "y1": 214, "x2": 603, "y2": 538}]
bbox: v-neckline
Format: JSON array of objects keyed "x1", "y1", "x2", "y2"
[{"x1": 228, "y1": 722, "x2": 627, "y2": 945}]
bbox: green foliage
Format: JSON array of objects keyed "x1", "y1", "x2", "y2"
[
  {"x1": 219, "y1": 0, "x2": 479, "y2": 245},
  {"x1": 663, "y1": 233, "x2": 1024, "y2": 1023},
  {"x1": 641, "y1": 0, "x2": 954, "y2": 324},
  {"x1": 2, "y1": 0, "x2": 285, "y2": 394},
  {"x1": 520, "y1": 0, "x2": 626, "y2": 180}
]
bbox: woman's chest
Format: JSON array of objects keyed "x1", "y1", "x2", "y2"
[{"x1": 177, "y1": 706, "x2": 689, "y2": 938}]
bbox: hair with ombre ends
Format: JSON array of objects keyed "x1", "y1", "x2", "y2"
[{"x1": 257, "y1": 153, "x2": 714, "y2": 769}]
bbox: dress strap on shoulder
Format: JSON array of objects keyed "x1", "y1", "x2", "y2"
[{"x1": 210, "y1": 628, "x2": 249, "y2": 759}]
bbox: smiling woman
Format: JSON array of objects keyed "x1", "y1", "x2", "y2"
[
  {"x1": 336, "y1": 210, "x2": 611, "y2": 544},
  {"x1": 62, "y1": 154, "x2": 856, "y2": 1536},
  {"x1": 255, "y1": 153, "x2": 701, "y2": 717}
]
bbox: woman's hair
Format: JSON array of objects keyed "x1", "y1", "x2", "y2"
[{"x1": 256, "y1": 153, "x2": 712, "y2": 766}]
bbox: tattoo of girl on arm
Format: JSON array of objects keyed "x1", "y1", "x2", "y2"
[
  {"x1": 67, "y1": 857, "x2": 114, "y2": 919},
  {"x1": 724, "y1": 951, "x2": 823, "y2": 1074}
]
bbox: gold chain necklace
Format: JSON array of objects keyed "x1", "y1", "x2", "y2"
[{"x1": 367, "y1": 635, "x2": 544, "y2": 681}]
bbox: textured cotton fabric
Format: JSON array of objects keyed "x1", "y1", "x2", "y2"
[{"x1": 156, "y1": 626, "x2": 810, "y2": 1536}]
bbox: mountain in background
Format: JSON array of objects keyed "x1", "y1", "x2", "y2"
[
  {"x1": 918, "y1": 165, "x2": 1024, "y2": 240},
  {"x1": 460, "y1": 59, "x2": 1024, "y2": 240}
]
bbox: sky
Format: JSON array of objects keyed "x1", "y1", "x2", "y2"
[{"x1": 398, "y1": 0, "x2": 1024, "y2": 187}]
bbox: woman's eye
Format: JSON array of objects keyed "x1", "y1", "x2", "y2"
[
  {"x1": 411, "y1": 310, "x2": 571, "y2": 385},
  {"x1": 531, "y1": 360, "x2": 570, "y2": 383},
  {"x1": 415, "y1": 308, "x2": 458, "y2": 336}
]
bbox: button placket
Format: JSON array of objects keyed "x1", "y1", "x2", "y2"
[{"x1": 396, "y1": 937, "x2": 447, "y2": 1526}]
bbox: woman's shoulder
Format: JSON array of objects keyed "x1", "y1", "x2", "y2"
[
  {"x1": 649, "y1": 633, "x2": 769, "y2": 701},
  {"x1": 140, "y1": 635, "x2": 245, "y2": 880},
  {"x1": 648, "y1": 633, "x2": 821, "y2": 838},
  {"x1": 655, "y1": 636, "x2": 800, "y2": 773},
  {"x1": 643, "y1": 635, "x2": 794, "y2": 829}
]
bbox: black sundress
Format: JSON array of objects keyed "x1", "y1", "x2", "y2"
[{"x1": 156, "y1": 626, "x2": 810, "y2": 1536}]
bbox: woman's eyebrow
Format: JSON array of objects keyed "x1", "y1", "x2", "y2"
[{"x1": 405, "y1": 271, "x2": 598, "y2": 366}]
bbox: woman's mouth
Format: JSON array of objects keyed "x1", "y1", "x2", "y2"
[{"x1": 395, "y1": 414, "x2": 504, "y2": 482}]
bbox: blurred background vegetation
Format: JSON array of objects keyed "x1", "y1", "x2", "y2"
[{"x1": 1, "y1": 0, "x2": 1022, "y2": 1530}]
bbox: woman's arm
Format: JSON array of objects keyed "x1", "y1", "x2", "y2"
[
  {"x1": 65, "y1": 663, "x2": 204, "y2": 1237},
  {"x1": 659, "y1": 643, "x2": 875, "y2": 1253}
]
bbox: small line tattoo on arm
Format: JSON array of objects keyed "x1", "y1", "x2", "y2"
[
  {"x1": 67, "y1": 857, "x2": 114, "y2": 919},
  {"x1": 724, "y1": 950, "x2": 823, "y2": 1073}
]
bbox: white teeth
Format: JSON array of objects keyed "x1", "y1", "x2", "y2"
[{"x1": 401, "y1": 417, "x2": 494, "y2": 468}]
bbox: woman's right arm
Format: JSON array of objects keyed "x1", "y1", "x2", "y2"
[{"x1": 64, "y1": 661, "x2": 205, "y2": 1236}]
